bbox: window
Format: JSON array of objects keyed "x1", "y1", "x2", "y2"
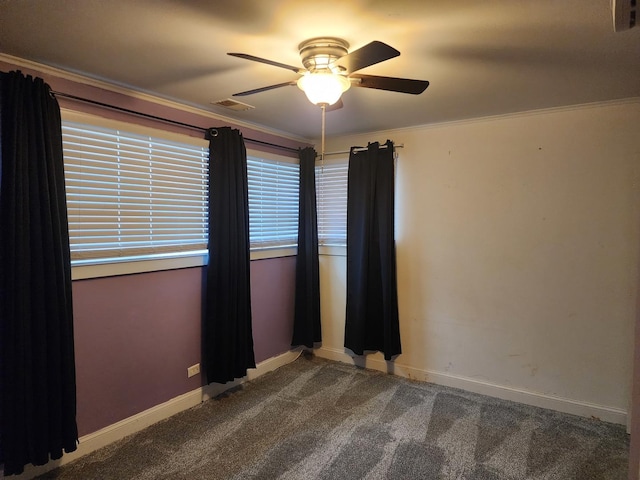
[
  {"x1": 61, "y1": 111, "x2": 300, "y2": 279},
  {"x1": 61, "y1": 112, "x2": 209, "y2": 270},
  {"x1": 247, "y1": 155, "x2": 299, "y2": 250},
  {"x1": 315, "y1": 158, "x2": 348, "y2": 247}
]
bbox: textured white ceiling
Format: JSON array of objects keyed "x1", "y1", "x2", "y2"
[{"x1": 1, "y1": 0, "x2": 639, "y2": 140}]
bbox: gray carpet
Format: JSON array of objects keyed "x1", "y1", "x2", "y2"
[{"x1": 36, "y1": 354, "x2": 629, "y2": 479}]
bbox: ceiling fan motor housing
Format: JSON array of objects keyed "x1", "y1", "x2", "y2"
[
  {"x1": 228, "y1": 38, "x2": 429, "y2": 99},
  {"x1": 298, "y1": 37, "x2": 350, "y2": 72}
]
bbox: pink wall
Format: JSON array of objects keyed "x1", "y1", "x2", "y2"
[
  {"x1": 73, "y1": 257, "x2": 296, "y2": 437},
  {"x1": 251, "y1": 257, "x2": 297, "y2": 361},
  {"x1": 1, "y1": 58, "x2": 304, "y2": 440}
]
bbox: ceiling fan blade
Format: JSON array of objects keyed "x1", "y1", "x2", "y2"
[
  {"x1": 333, "y1": 41, "x2": 400, "y2": 74},
  {"x1": 350, "y1": 74, "x2": 429, "y2": 94},
  {"x1": 325, "y1": 99, "x2": 343, "y2": 112},
  {"x1": 228, "y1": 53, "x2": 303, "y2": 73},
  {"x1": 232, "y1": 81, "x2": 297, "y2": 97}
]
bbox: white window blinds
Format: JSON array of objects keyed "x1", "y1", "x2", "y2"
[
  {"x1": 315, "y1": 159, "x2": 348, "y2": 246},
  {"x1": 247, "y1": 155, "x2": 299, "y2": 249},
  {"x1": 62, "y1": 120, "x2": 209, "y2": 262}
]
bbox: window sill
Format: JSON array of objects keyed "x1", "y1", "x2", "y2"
[
  {"x1": 250, "y1": 246, "x2": 297, "y2": 260},
  {"x1": 319, "y1": 245, "x2": 346, "y2": 257},
  {"x1": 71, "y1": 247, "x2": 299, "y2": 280},
  {"x1": 71, "y1": 252, "x2": 208, "y2": 280}
]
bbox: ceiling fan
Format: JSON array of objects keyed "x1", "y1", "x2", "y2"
[{"x1": 227, "y1": 37, "x2": 429, "y2": 109}]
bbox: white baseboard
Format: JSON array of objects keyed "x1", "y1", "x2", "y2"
[
  {"x1": 314, "y1": 346, "x2": 628, "y2": 426},
  {"x1": 11, "y1": 349, "x2": 303, "y2": 480}
]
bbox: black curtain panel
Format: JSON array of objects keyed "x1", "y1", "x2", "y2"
[
  {"x1": 345, "y1": 140, "x2": 401, "y2": 361},
  {"x1": 204, "y1": 127, "x2": 256, "y2": 384},
  {"x1": 291, "y1": 147, "x2": 321, "y2": 348},
  {"x1": 0, "y1": 71, "x2": 78, "y2": 476}
]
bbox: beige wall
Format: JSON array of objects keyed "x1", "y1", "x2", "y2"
[{"x1": 317, "y1": 100, "x2": 640, "y2": 424}]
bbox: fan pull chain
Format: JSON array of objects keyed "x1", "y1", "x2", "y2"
[
  {"x1": 319, "y1": 104, "x2": 326, "y2": 240},
  {"x1": 321, "y1": 103, "x2": 326, "y2": 170}
]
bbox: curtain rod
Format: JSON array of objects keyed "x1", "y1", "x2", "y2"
[
  {"x1": 51, "y1": 91, "x2": 301, "y2": 154},
  {"x1": 321, "y1": 144, "x2": 404, "y2": 157}
]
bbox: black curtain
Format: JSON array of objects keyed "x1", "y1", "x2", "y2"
[
  {"x1": 291, "y1": 147, "x2": 321, "y2": 347},
  {"x1": 0, "y1": 71, "x2": 78, "y2": 475},
  {"x1": 204, "y1": 127, "x2": 256, "y2": 384},
  {"x1": 345, "y1": 140, "x2": 401, "y2": 361}
]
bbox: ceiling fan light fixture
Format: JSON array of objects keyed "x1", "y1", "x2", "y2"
[{"x1": 297, "y1": 72, "x2": 350, "y2": 106}]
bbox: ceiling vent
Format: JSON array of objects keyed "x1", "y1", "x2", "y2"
[
  {"x1": 211, "y1": 99, "x2": 255, "y2": 111},
  {"x1": 612, "y1": 0, "x2": 636, "y2": 31}
]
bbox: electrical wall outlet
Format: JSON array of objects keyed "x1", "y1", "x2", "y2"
[{"x1": 187, "y1": 363, "x2": 200, "y2": 378}]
